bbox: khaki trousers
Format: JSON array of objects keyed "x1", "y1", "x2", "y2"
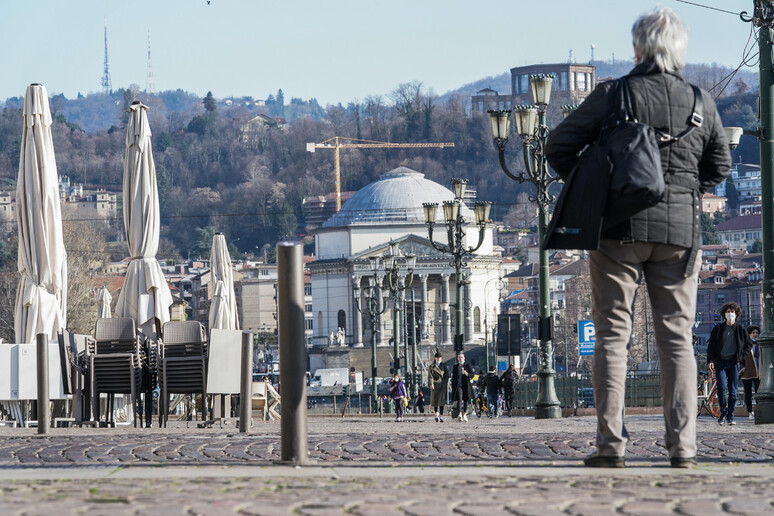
[{"x1": 589, "y1": 240, "x2": 699, "y2": 459}]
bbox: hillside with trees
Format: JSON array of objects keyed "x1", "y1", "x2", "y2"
[{"x1": 0, "y1": 61, "x2": 762, "y2": 266}]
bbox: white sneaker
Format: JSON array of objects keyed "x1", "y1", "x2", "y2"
[
  {"x1": 749, "y1": 412, "x2": 755, "y2": 420},
  {"x1": 462, "y1": 413, "x2": 468, "y2": 422}
]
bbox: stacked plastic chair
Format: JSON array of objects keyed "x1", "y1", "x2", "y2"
[
  {"x1": 159, "y1": 321, "x2": 208, "y2": 427},
  {"x1": 91, "y1": 317, "x2": 144, "y2": 427}
]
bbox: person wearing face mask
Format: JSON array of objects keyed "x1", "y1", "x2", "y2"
[
  {"x1": 740, "y1": 325, "x2": 761, "y2": 420},
  {"x1": 707, "y1": 302, "x2": 754, "y2": 425},
  {"x1": 428, "y1": 351, "x2": 449, "y2": 422}
]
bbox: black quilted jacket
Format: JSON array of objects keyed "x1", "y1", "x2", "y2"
[{"x1": 545, "y1": 61, "x2": 731, "y2": 247}]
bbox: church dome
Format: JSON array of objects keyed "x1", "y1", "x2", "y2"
[{"x1": 321, "y1": 166, "x2": 473, "y2": 228}]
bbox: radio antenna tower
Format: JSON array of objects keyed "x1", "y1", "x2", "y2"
[
  {"x1": 101, "y1": 20, "x2": 112, "y2": 94},
  {"x1": 146, "y1": 30, "x2": 154, "y2": 93}
]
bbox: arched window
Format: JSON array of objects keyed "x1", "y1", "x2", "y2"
[
  {"x1": 317, "y1": 311, "x2": 323, "y2": 337},
  {"x1": 337, "y1": 309, "x2": 346, "y2": 331},
  {"x1": 473, "y1": 307, "x2": 481, "y2": 333}
]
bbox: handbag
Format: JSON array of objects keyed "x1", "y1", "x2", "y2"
[
  {"x1": 602, "y1": 78, "x2": 703, "y2": 229},
  {"x1": 544, "y1": 77, "x2": 704, "y2": 249}
]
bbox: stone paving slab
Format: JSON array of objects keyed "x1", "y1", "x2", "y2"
[{"x1": 0, "y1": 415, "x2": 771, "y2": 514}]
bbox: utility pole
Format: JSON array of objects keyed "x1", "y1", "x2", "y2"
[
  {"x1": 731, "y1": 3, "x2": 774, "y2": 423},
  {"x1": 750, "y1": 2, "x2": 774, "y2": 424}
]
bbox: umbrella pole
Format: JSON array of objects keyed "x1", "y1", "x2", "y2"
[{"x1": 36, "y1": 334, "x2": 50, "y2": 434}]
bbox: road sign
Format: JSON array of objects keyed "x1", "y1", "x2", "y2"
[{"x1": 577, "y1": 320, "x2": 595, "y2": 356}]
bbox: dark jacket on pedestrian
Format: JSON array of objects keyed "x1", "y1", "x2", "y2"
[
  {"x1": 500, "y1": 369, "x2": 516, "y2": 393},
  {"x1": 451, "y1": 362, "x2": 474, "y2": 402},
  {"x1": 545, "y1": 60, "x2": 730, "y2": 253},
  {"x1": 484, "y1": 372, "x2": 502, "y2": 397},
  {"x1": 707, "y1": 323, "x2": 753, "y2": 365},
  {"x1": 428, "y1": 361, "x2": 449, "y2": 407}
]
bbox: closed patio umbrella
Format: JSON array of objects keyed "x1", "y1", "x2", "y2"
[
  {"x1": 14, "y1": 84, "x2": 67, "y2": 345},
  {"x1": 208, "y1": 233, "x2": 239, "y2": 330},
  {"x1": 97, "y1": 285, "x2": 112, "y2": 319},
  {"x1": 115, "y1": 101, "x2": 172, "y2": 339}
]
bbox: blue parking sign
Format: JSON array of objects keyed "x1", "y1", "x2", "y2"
[{"x1": 578, "y1": 320, "x2": 595, "y2": 356}]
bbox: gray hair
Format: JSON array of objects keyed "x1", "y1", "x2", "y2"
[{"x1": 632, "y1": 7, "x2": 688, "y2": 72}]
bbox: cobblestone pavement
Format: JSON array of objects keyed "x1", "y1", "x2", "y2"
[{"x1": 0, "y1": 415, "x2": 772, "y2": 514}]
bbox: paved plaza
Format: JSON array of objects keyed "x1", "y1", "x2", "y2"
[{"x1": 0, "y1": 414, "x2": 771, "y2": 515}]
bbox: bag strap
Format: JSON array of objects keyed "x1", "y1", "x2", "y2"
[{"x1": 620, "y1": 77, "x2": 704, "y2": 146}]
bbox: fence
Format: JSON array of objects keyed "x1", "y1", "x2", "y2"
[{"x1": 513, "y1": 373, "x2": 663, "y2": 409}]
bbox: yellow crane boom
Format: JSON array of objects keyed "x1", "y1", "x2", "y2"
[{"x1": 306, "y1": 136, "x2": 455, "y2": 211}]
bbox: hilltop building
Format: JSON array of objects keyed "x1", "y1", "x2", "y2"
[{"x1": 472, "y1": 62, "x2": 596, "y2": 113}]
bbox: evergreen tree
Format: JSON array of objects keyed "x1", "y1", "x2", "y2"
[
  {"x1": 725, "y1": 176, "x2": 739, "y2": 214},
  {"x1": 701, "y1": 212, "x2": 720, "y2": 245},
  {"x1": 203, "y1": 91, "x2": 217, "y2": 113}
]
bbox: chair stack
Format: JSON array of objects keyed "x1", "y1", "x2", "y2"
[
  {"x1": 91, "y1": 317, "x2": 144, "y2": 427},
  {"x1": 159, "y1": 321, "x2": 208, "y2": 427}
]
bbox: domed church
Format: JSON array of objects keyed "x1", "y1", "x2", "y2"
[{"x1": 308, "y1": 167, "x2": 502, "y2": 375}]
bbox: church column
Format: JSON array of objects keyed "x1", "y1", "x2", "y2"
[
  {"x1": 352, "y1": 279, "x2": 363, "y2": 347},
  {"x1": 463, "y1": 273, "x2": 473, "y2": 346},
  {"x1": 441, "y1": 273, "x2": 452, "y2": 346},
  {"x1": 419, "y1": 274, "x2": 429, "y2": 342}
]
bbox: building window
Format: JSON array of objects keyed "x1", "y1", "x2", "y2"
[
  {"x1": 520, "y1": 75, "x2": 529, "y2": 93},
  {"x1": 317, "y1": 311, "x2": 323, "y2": 335},
  {"x1": 337, "y1": 309, "x2": 346, "y2": 331},
  {"x1": 717, "y1": 294, "x2": 726, "y2": 303},
  {"x1": 305, "y1": 319, "x2": 313, "y2": 330},
  {"x1": 305, "y1": 286, "x2": 312, "y2": 296},
  {"x1": 473, "y1": 307, "x2": 481, "y2": 333},
  {"x1": 560, "y1": 72, "x2": 568, "y2": 90},
  {"x1": 305, "y1": 304, "x2": 312, "y2": 313},
  {"x1": 478, "y1": 101, "x2": 484, "y2": 112},
  {"x1": 577, "y1": 73, "x2": 586, "y2": 91}
]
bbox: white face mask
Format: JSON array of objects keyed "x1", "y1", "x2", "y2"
[
  {"x1": 435, "y1": 359, "x2": 441, "y2": 365},
  {"x1": 725, "y1": 312, "x2": 736, "y2": 324}
]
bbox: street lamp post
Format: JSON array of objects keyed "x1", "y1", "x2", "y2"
[
  {"x1": 382, "y1": 241, "x2": 416, "y2": 378},
  {"x1": 483, "y1": 276, "x2": 505, "y2": 371},
  {"x1": 422, "y1": 180, "x2": 491, "y2": 353},
  {"x1": 487, "y1": 74, "x2": 562, "y2": 419},
  {"x1": 353, "y1": 256, "x2": 390, "y2": 411}
]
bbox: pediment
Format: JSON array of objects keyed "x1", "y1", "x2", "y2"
[{"x1": 350, "y1": 234, "x2": 447, "y2": 260}]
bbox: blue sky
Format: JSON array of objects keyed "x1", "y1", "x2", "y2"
[{"x1": 0, "y1": 1, "x2": 756, "y2": 105}]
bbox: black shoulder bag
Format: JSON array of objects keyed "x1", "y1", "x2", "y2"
[{"x1": 544, "y1": 77, "x2": 703, "y2": 250}]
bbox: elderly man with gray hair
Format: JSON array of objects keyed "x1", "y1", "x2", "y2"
[{"x1": 546, "y1": 8, "x2": 731, "y2": 468}]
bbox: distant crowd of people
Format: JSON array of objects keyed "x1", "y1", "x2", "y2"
[{"x1": 383, "y1": 351, "x2": 520, "y2": 423}]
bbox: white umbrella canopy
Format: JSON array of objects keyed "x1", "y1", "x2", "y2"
[
  {"x1": 208, "y1": 233, "x2": 240, "y2": 330},
  {"x1": 14, "y1": 84, "x2": 67, "y2": 345},
  {"x1": 115, "y1": 102, "x2": 172, "y2": 339},
  {"x1": 97, "y1": 285, "x2": 112, "y2": 319}
]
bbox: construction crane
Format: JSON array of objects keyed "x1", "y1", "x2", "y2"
[{"x1": 306, "y1": 137, "x2": 455, "y2": 212}]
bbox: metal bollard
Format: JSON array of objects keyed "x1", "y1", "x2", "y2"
[
  {"x1": 36, "y1": 333, "x2": 50, "y2": 434},
  {"x1": 277, "y1": 241, "x2": 308, "y2": 464},
  {"x1": 239, "y1": 331, "x2": 253, "y2": 433}
]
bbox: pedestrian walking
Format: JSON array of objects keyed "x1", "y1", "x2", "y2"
[
  {"x1": 707, "y1": 303, "x2": 754, "y2": 426},
  {"x1": 428, "y1": 351, "x2": 449, "y2": 422},
  {"x1": 451, "y1": 352, "x2": 474, "y2": 422},
  {"x1": 390, "y1": 374, "x2": 407, "y2": 422},
  {"x1": 545, "y1": 7, "x2": 731, "y2": 469},
  {"x1": 484, "y1": 366, "x2": 502, "y2": 418},
  {"x1": 741, "y1": 325, "x2": 761, "y2": 420},
  {"x1": 415, "y1": 390, "x2": 426, "y2": 414},
  {"x1": 500, "y1": 364, "x2": 517, "y2": 414}
]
